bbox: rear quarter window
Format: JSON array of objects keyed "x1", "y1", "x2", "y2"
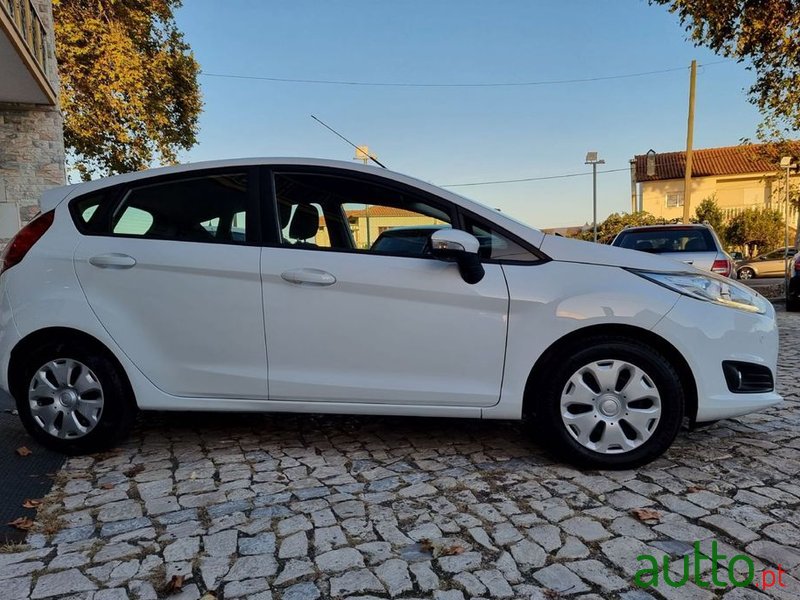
[{"x1": 71, "y1": 191, "x2": 109, "y2": 234}]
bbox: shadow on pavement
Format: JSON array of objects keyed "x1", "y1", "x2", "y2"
[{"x1": 0, "y1": 390, "x2": 65, "y2": 543}]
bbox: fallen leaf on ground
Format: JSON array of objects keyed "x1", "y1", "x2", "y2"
[
  {"x1": 15, "y1": 446, "x2": 32, "y2": 457},
  {"x1": 631, "y1": 507, "x2": 662, "y2": 521},
  {"x1": 687, "y1": 486, "x2": 703, "y2": 493},
  {"x1": 199, "y1": 593, "x2": 217, "y2": 600},
  {"x1": 418, "y1": 538, "x2": 465, "y2": 558},
  {"x1": 439, "y1": 544, "x2": 465, "y2": 556},
  {"x1": 7, "y1": 517, "x2": 35, "y2": 530},
  {"x1": 21, "y1": 499, "x2": 42, "y2": 509},
  {"x1": 123, "y1": 464, "x2": 145, "y2": 478},
  {"x1": 166, "y1": 574, "x2": 184, "y2": 594},
  {"x1": 100, "y1": 483, "x2": 114, "y2": 490}
]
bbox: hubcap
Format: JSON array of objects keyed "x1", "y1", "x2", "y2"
[
  {"x1": 28, "y1": 358, "x2": 104, "y2": 439},
  {"x1": 560, "y1": 359, "x2": 662, "y2": 455}
]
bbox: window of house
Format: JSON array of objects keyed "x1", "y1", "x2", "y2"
[
  {"x1": 111, "y1": 173, "x2": 249, "y2": 244},
  {"x1": 666, "y1": 192, "x2": 684, "y2": 208}
]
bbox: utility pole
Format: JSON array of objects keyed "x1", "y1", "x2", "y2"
[
  {"x1": 629, "y1": 159, "x2": 637, "y2": 213},
  {"x1": 585, "y1": 152, "x2": 605, "y2": 242},
  {"x1": 682, "y1": 60, "x2": 697, "y2": 224},
  {"x1": 354, "y1": 146, "x2": 374, "y2": 246},
  {"x1": 781, "y1": 156, "x2": 796, "y2": 302}
]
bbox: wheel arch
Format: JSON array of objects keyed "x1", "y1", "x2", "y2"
[
  {"x1": 8, "y1": 327, "x2": 134, "y2": 403},
  {"x1": 522, "y1": 323, "x2": 698, "y2": 424}
]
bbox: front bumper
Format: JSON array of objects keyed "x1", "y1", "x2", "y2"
[{"x1": 653, "y1": 295, "x2": 782, "y2": 422}]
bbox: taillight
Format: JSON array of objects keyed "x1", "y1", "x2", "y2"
[
  {"x1": 0, "y1": 210, "x2": 55, "y2": 276},
  {"x1": 711, "y1": 259, "x2": 731, "y2": 277}
]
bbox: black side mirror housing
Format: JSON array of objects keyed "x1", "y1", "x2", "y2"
[{"x1": 429, "y1": 229, "x2": 485, "y2": 284}]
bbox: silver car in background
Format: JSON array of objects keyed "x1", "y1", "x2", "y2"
[
  {"x1": 736, "y1": 247, "x2": 797, "y2": 280},
  {"x1": 611, "y1": 223, "x2": 735, "y2": 277}
]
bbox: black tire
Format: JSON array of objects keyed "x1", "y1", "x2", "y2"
[
  {"x1": 738, "y1": 267, "x2": 755, "y2": 280},
  {"x1": 536, "y1": 335, "x2": 685, "y2": 469},
  {"x1": 788, "y1": 297, "x2": 800, "y2": 312},
  {"x1": 12, "y1": 340, "x2": 137, "y2": 454}
]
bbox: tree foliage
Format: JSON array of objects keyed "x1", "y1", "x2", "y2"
[
  {"x1": 54, "y1": 0, "x2": 202, "y2": 179},
  {"x1": 650, "y1": 0, "x2": 800, "y2": 138},
  {"x1": 693, "y1": 195, "x2": 726, "y2": 233},
  {"x1": 724, "y1": 207, "x2": 784, "y2": 255},
  {"x1": 574, "y1": 211, "x2": 676, "y2": 244}
]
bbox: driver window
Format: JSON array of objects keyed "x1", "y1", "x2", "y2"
[{"x1": 274, "y1": 173, "x2": 451, "y2": 257}]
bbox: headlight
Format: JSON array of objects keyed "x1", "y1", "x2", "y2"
[{"x1": 631, "y1": 270, "x2": 769, "y2": 314}]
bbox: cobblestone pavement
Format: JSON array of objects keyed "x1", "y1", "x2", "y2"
[{"x1": 2, "y1": 312, "x2": 799, "y2": 600}]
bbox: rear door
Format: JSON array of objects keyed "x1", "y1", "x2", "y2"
[{"x1": 72, "y1": 168, "x2": 268, "y2": 399}]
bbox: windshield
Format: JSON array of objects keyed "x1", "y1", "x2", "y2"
[{"x1": 614, "y1": 228, "x2": 715, "y2": 253}]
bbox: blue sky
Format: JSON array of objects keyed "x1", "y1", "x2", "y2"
[{"x1": 175, "y1": 1, "x2": 762, "y2": 228}]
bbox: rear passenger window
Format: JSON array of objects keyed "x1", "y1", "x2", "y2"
[
  {"x1": 114, "y1": 207, "x2": 153, "y2": 235},
  {"x1": 111, "y1": 173, "x2": 249, "y2": 244}
]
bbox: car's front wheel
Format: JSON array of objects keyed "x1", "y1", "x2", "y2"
[
  {"x1": 737, "y1": 267, "x2": 755, "y2": 280},
  {"x1": 537, "y1": 336, "x2": 685, "y2": 469},
  {"x1": 14, "y1": 341, "x2": 137, "y2": 454}
]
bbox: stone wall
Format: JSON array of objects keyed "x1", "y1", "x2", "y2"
[{"x1": 0, "y1": 0, "x2": 66, "y2": 248}]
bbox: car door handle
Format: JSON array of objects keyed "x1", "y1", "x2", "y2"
[
  {"x1": 89, "y1": 253, "x2": 137, "y2": 269},
  {"x1": 281, "y1": 268, "x2": 336, "y2": 286}
]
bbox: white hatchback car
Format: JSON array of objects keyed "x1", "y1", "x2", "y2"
[{"x1": 0, "y1": 159, "x2": 781, "y2": 468}]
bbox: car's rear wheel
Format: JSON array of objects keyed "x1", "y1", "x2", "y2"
[
  {"x1": 738, "y1": 267, "x2": 755, "y2": 280},
  {"x1": 536, "y1": 336, "x2": 685, "y2": 469},
  {"x1": 14, "y1": 341, "x2": 136, "y2": 454}
]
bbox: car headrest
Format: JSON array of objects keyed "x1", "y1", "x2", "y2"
[
  {"x1": 684, "y1": 238, "x2": 705, "y2": 251},
  {"x1": 289, "y1": 203, "x2": 320, "y2": 241}
]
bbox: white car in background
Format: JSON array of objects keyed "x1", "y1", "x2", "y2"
[
  {"x1": 611, "y1": 223, "x2": 736, "y2": 278},
  {"x1": 0, "y1": 159, "x2": 780, "y2": 468}
]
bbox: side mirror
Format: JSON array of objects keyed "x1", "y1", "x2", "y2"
[{"x1": 430, "y1": 229, "x2": 485, "y2": 284}]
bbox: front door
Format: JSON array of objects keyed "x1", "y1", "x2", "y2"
[{"x1": 260, "y1": 170, "x2": 509, "y2": 407}]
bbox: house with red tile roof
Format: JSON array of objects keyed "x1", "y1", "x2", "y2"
[{"x1": 633, "y1": 143, "x2": 799, "y2": 221}]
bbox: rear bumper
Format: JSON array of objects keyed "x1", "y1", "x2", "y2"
[
  {"x1": 789, "y1": 275, "x2": 800, "y2": 298},
  {"x1": 0, "y1": 280, "x2": 21, "y2": 395},
  {"x1": 653, "y1": 295, "x2": 781, "y2": 422}
]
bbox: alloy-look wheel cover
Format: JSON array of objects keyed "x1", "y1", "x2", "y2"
[
  {"x1": 28, "y1": 358, "x2": 104, "y2": 439},
  {"x1": 560, "y1": 359, "x2": 662, "y2": 454}
]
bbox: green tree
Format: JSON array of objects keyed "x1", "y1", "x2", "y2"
[
  {"x1": 575, "y1": 211, "x2": 674, "y2": 244},
  {"x1": 724, "y1": 207, "x2": 784, "y2": 256},
  {"x1": 649, "y1": 0, "x2": 800, "y2": 138},
  {"x1": 54, "y1": 0, "x2": 202, "y2": 179},
  {"x1": 693, "y1": 196, "x2": 725, "y2": 231}
]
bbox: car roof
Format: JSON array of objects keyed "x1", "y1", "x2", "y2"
[{"x1": 619, "y1": 224, "x2": 711, "y2": 231}]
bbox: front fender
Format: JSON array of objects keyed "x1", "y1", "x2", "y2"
[{"x1": 483, "y1": 262, "x2": 681, "y2": 419}]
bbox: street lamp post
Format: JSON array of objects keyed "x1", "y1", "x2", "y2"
[
  {"x1": 780, "y1": 156, "x2": 797, "y2": 302},
  {"x1": 586, "y1": 152, "x2": 605, "y2": 243}
]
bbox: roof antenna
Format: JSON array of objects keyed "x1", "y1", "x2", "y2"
[{"x1": 310, "y1": 115, "x2": 387, "y2": 168}]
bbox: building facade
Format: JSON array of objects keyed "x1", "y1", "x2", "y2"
[
  {"x1": 633, "y1": 144, "x2": 799, "y2": 222},
  {"x1": 1, "y1": 0, "x2": 65, "y2": 247}
]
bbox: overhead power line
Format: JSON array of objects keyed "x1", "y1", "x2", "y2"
[
  {"x1": 200, "y1": 60, "x2": 730, "y2": 88},
  {"x1": 442, "y1": 168, "x2": 629, "y2": 187}
]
